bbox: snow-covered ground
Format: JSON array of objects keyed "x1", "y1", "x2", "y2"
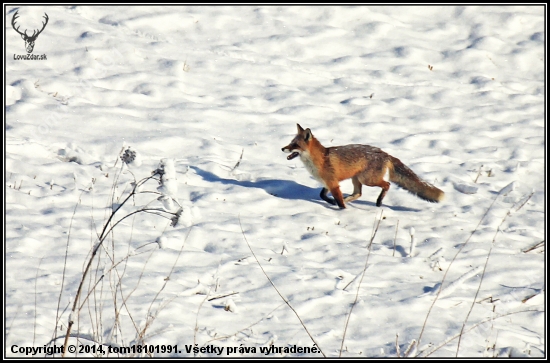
[{"x1": 5, "y1": 5, "x2": 545, "y2": 358}]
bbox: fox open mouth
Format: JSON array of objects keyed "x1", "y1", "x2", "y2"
[{"x1": 287, "y1": 152, "x2": 299, "y2": 160}]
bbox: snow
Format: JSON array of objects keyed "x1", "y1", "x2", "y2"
[{"x1": 5, "y1": 5, "x2": 545, "y2": 358}]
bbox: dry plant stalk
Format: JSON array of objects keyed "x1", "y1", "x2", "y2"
[
  {"x1": 455, "y1": 193, "x2": 534, "y2": 356},
  {"x1": 61, "y1": 156, "x2": 183, "y2": 357},
  {"x1": 339, "y1": 210, "x2": 383, "y2": 357},
  {"x1": 238, "y1": 215, "x2": 326, "y2": 358}
]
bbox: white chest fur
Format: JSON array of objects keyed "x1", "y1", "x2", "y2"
[{"x1": 299, "y1": 151, "x2": 325, "y2": 186}]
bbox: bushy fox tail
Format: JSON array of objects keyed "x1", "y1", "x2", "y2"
[{"x1": 388, "y1": 156, "x2": 444, "y2": 203}]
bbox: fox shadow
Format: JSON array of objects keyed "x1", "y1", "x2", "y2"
[
  {"x1": 190, "y1": 166, "x2": 421, "y2": 212},
  {"x1": 350, "y1": 199, "x2": 421, "y2": 212},
  {"x1": 190, "y1": 166, "x2": 323, "y2": 205}
]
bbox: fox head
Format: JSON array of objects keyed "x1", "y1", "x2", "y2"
[{"x1": 281, "y1": 124, "x2": 314, "y2": 160}]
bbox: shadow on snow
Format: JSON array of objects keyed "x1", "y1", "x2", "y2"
[{"x1": 191, "y1": 166, "x2": 421, "y2": 212}]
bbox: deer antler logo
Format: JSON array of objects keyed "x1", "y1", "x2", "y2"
[{"x1": 12, "y1": 11, "x2": 49, "y2": 54}]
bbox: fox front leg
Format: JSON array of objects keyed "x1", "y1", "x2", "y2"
[{"x1": 320, "y1": 187, "x2": 346, "y2": 209}]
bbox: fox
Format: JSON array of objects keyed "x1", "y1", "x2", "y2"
[{"x1": 282, "y1": 124, "x2": 444, "y2": 209}]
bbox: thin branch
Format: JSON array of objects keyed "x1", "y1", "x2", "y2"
[
  {"x1": 340, "y1": 210, "x2": 383, "y2": 357},
  {"x1": 238, "y1": 216, "x2": 326, "y2": 357},
  {"x1": 194, "y1": 259, "x2": 225, "y2": 355},
  {"x1": 392, "y1": 220, "x2": 399, "y2": 257},
  {"x1": 474, "y1": 164, "x2": 483, "y2": 183},
  {"x1": 138, "y1": 226, "x2": 193, "y2": 346},
  {"x1": 52, "y1": 190, "x2": 82, "y2": 356},
  {"x1": 207, "y1": 292, "x2": 239, "y2": 301},
  {"x1": 204, "y1": 303, "x2": 286, "y2": 345},
  {"x1": 395, "y1": 333, "x2": 400, "y2": 357},
  {"x1": 455, "y1": 193, "x2": 534, "y2": 356},
  {"x1": 421, "y1": 309, "x2": 543, "y2": 357},
  {"x1": 230, "y1": 148, "x2": 244, "y2": 173},
  {"x1": 34, "y1": 257, "x2": 44, "y2": 347},
  {"x1": 63, "y1": 173, "x2": 162, "y2": 356},
  {"x1": 109, "y1": 247, "x2": 158, "y2": 349},
  {"x1": 455, "y1": 218, "x2": 501, "y2": 356},
  {"x1": 522, "y1": 240, "x2": 544, "y2": 253},
  {"x1": 416, "y1": 191, "x2": 501, "y2": 349}
]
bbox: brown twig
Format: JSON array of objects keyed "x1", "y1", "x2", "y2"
[
  {"x1": 416, "y1": 190, "x2": 501, "y2": 350},
  {"x1": 421, "y1": 309, "x2": 542, "y2": 357},
  {"x1": 238, "y1": 215, "x2": 326, "y2": 357},
  {"x1": 522, "y1": 240, "x2": 544, "y2": 253},
  {"x1": 62, "y1": 170, "x2": 170, "y2": 356},
  {"x1": 207, "y1": 292, "x2": 239, "y2": 301},
  {"x1": 340, "y1": 210, "x2": 383, "y2": 357},
  {"x1": 392, "y1": 220, "x2": 399, "y2": 257}
]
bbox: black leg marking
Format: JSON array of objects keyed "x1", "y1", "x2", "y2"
[
  {"x1": 376, "y1": 187, "x2": 388, "y2": 207},
  {"x1": 320, "y1": 188, "x2": 336, "y2": 205}
]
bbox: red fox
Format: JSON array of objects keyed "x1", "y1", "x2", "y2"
[{"x1": 282, "y1": 124, "x2": 444, "y2": 209}]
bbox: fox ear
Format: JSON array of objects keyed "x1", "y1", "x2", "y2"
[
  {"x1": 297, "y1": 124, "x2": 305, "y2": 133},
  {"x1": 304, "y1": 128, "x2": 312, "y2": 142}
]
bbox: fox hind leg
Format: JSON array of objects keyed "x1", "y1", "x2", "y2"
[
  {"x1": 356, "y1": 164, "x2": 391, "y2": 207},
  {"x1": 375, "y1": 181, "x2": 390, "y2": 207},
  {"x1": 344, "y1": 176, "x2": 362, "y2": 203}
]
